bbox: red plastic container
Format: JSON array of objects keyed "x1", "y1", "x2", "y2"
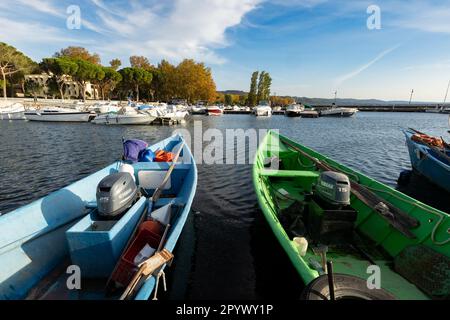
[{"x1": 112, "y1": 220, "x2": 164, "y2": 287}]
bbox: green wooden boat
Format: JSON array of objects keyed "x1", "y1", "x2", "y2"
[{"x1": 253, "y1": 130, "x2": 450, "y2": 300}]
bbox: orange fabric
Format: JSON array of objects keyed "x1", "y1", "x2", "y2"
[
  {"x1": 411, "y1": 133, "x2": 445, "y2": 149},
  {"x1": 154, "y1": 150, "x2": 175, "y2": 162}
]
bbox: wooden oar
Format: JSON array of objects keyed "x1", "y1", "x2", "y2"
[
  {"x1": 152, "y1": 141, "x2": 185, "y2": 203},
  {"x1": 279, "y1": 137, "x2": 419, "y2": 239},
  {"x1": 119, "y1": 249, "x2": 174, "y2": 300},
  {"x1": 119, "y1": 204, "x2": 184, "y2": 300},
  {"x1": 105, "y1": 139, "x2": 185, "y2": 295}
]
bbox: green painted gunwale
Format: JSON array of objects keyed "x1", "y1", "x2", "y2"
[{"x1": 252, "y1": 130, "x2": 450, "y2": 300}]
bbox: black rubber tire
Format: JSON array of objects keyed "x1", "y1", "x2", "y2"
[{"x1": 301, "y1": 274, "x2": 396, "y2": 300}]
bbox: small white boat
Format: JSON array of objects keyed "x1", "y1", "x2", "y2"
[
  {"x1": 88, "y1": 102, "x2": 120, "y2": 114},
  {"x1": 0, "y1": 103, "x2": 26, "y2": 120},
  {"x1": 254, "y1": 101, "x2": 272, "y2": 117},
  {"x1": 285, "y1": 104, "x2": 305, "y2": 117},
  {"x1": 163, "y1": 105, "x2": 190, "y2": 123},
  {"x1": 191, "y1": 102, "x2": 208, "y2": 115},
  {"x1": 232, "y1": 105, "x2": 241, "y2": 111},
  {"x1": 320, "y1": 105, "x2": 358, "y2": 117},
  {"x1": 25, "y1": 108, "x2": 95, "y2": 122},
  {"x1": 92, "y1": 106, "x2": 153, "y2": 125},
  {"x1": 207, "y1": 105, "x2": 223, "y2": 116}
]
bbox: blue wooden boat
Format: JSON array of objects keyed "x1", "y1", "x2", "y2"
[
  {"x1": 0, "y1": 134, "x2": 197, "y2": 300},
  {"x1": 404, "y1": 128, "x2": 450, "y2": 193}
]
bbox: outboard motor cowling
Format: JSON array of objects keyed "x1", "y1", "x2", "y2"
[
  {"x1": 316, "y1": 171, "x2": 351, "y2": 206},
  {"x1": 96, "y1": 172, "x2": 138, "y2": 218}
]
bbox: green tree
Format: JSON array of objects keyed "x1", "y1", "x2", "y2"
[
  {"x1": 247, "y1": 71, "x2": 259, "y2": 107},
  {"x1": 25, "y1": 78, "x2": 44, "y2": 100},
  {"x1": 239, "y1": 94, "x2": 248, "y2": 106},
  {"x1": 40, "y1": 58, "x2": 79, "y2": 100},
  {"x1": 99, "y1": 67, "x2": 122, "y2": 100},
  {"x1": 224, "y1": 94, "x2": 233, "y2": 106},
  {"x1": 257, "y1": 71, "x2": 266, "y2": 103},
  {"x1": 263, "y1": 72, "x2": 272, "y2": 101},
  {"x1": 72, "y1": 59, "x2": 105, "y2": 101},
  {"x1": 54, "y1": 46, "x2": 101, "y2": 65},
  {"x1": 119, "y1": 67, "x2": 153, "y2": 102},
  {"x1": 109, "y1": 59, "x2": 122, "y2": 70},
  {"x1": 0, "y1": 43, "x2": 36, "y2": 99}
]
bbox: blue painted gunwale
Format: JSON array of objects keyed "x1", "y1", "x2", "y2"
[
  {"x1": 0, "y1": 134, "x2": 197, "y2": 300},
  {"x1": 404, "y1": 129, "x2": 450, "y2": 193}
]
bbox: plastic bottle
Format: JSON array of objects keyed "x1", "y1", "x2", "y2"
[{"x1": 293, "y1": 237, "x2": 308, "y2": 256}]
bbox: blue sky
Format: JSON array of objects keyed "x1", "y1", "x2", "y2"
[{"x1": 2, "y1": 0, "x2": 450, "y2": 101}]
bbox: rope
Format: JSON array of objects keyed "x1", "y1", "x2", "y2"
[{"x1": 152, "y1": 270, "x2": 167, "y2": 300}]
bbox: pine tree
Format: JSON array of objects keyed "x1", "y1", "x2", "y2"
[
  {"x1": 247, "y1": 71, "x2": 259, "y2": 107},
  {"x1": 257, "y1": 71, "x2": 266, "y2": 104}
]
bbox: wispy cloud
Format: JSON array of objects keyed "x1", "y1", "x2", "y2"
[
  {"x1": 384, "y1": 0, "x2": 450, "y2": 34},
  {"x1": 334, "y1": 44, "x2": 401, "y2": 86},
  {"x1": 1, "y1": 0, "x2": 263, "y2": 65},
  {"x1": 403, "y1": 60, "x2": 450, "y2": 71}
]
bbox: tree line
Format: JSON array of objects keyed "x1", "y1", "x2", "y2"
[
  {"x1": 0, "y1": 43, "x2": 217, "y2": 103},
  {"x1": 247, "y1": 71, "x2": 272, "y2": 107}
]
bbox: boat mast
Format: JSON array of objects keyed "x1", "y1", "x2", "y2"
[
  {"x1": 409, "y1": 89, "x2": 414, "y2": 105},
  {"x1": 442, "y1": 80, "x2": 450, "y2": 110},
  {"x1": 334, "y1": 90, "x2": 337, "y2": 107}
]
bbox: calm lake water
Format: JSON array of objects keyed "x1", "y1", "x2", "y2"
[{"x1": 1, "y1": 112, "x2": 449, "y2": 299}]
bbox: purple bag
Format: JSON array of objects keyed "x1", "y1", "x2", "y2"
[{"x1": 123, "y1": 139, "x2": 148, "y2": 163}]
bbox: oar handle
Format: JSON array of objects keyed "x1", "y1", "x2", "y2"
[{"x1": 152, "y1": 140, "x2": 185, "y2": 203}]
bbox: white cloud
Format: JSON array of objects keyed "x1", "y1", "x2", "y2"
[
  {"x1": 92, "y1": 0, "x2": 262, "y2": 64},
  {"x1": 334, "y1": 44, "x2": 401, "y2": 86},
  {"x1": 0, "y1": 0, "x2": 262, "y2": 65}
]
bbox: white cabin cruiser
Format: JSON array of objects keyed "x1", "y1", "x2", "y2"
[
  {"x1": 91, "y1": 106, "x2": 153, "y2": 125},
  {"x1": 0, "y1": 103, "x2": 26, "y2": 120},
  {"x1": 254, "y1": 101, "x2": 272, "y2": 117},
  {"x1": 25, "y1": 107, "x2": 95, "y2": 122},
  {"x1": 320, "y1": 104, "x2": 358, "y2": 117},
  {"x1": 285, "y1": 104, "x2": 305, "y2": 117}
]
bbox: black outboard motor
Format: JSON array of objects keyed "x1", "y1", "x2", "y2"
[{"x1": 96, "y1": 172, "x2": 138, "y2": 218}]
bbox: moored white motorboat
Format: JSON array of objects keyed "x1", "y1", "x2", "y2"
[
  {"x1": 207, "y1": 105, "x2": 223, "y2": 116},
  {"x1": 88, "y1": 102, "x2": 120, "y2": 114},
  {"x1": 254, "y1": 101, "x2": 272, "y2": 117},
  {"x1": 92, "y1": 106, "x2": 153, "y2": 125},
  {"x1": 320, "y1": 105, "x2": 358, "y2": 117},
  {"x1": 163, "y1": 105, "x2": 190, "y2": 122},
  {"x1": 0, "y1": 103, "x2": 26, "y2": 120},
  {"x1": 138, "y1": 104, "x2": 167, "y2": 119},
  {"x1": 190, "y1": 105, "x2": 207, "y2": 115},
  {"x1": 285, "y1": 104, "x2": 305, "y2": 117},
  {"x1": 25, "y1": 107, "x2": 95, "y2": 122}
]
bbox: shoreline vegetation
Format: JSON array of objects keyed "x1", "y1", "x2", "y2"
[
  {"x1": 0, "y1": 42, "x2": 448, "y2": 111},
  {"x1": 0, "y1": 42, "x2": 289, "y2": 108}
]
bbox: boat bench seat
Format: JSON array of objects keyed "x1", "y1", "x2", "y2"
[
  {"x1": 154, "y1": 197, "x2": 185, "y2": 208},
  {"x1": 132, "y1": 162, "x2": 191, "y2": 171},
  {"x1": 259, "y1": 169, "x2": 319, "y2": 178}
]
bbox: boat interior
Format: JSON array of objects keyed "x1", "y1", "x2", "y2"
[
  {"x1": 257, "y1": 132, "x2": 450, "y2": 299},
  {"x1": 0, "y1": 138, "x2": 196, "y2": 300}
]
